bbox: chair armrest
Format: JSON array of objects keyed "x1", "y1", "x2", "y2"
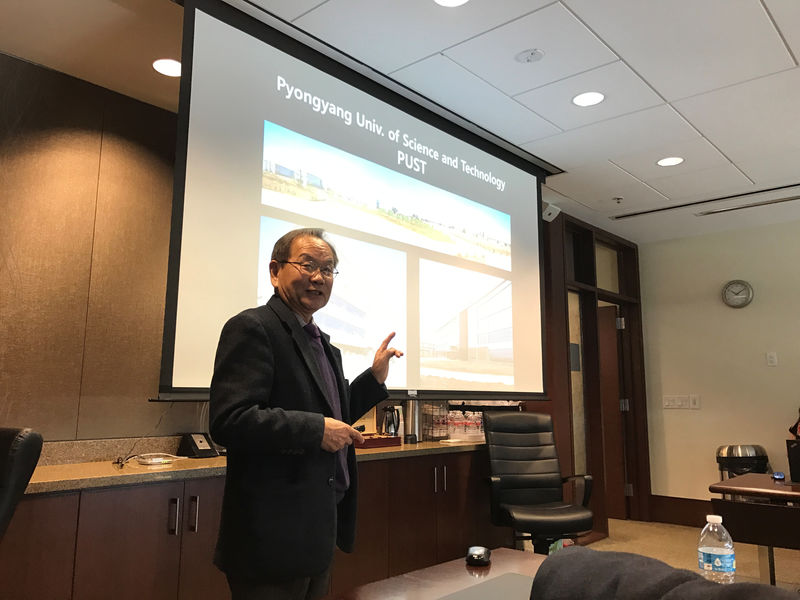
[{"x1": 563, "y1": 474, "x2": 593, "y2": 507}]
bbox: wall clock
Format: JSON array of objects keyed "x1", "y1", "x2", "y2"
[{"x1": 721, "y1": 280, "x2": 753, "y2": 308}]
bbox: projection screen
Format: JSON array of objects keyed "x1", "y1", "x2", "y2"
[{"x1": 160, "y1": 0, "x2": 547, "y2": 398}]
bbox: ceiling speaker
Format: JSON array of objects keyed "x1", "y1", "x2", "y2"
[{"x1": 542, "y1": 203, "x2": 561, "y2": 222}]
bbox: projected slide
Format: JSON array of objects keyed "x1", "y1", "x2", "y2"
[
  {"x1": 262, "y1": 121, "x2": 511, "y2": 270},
  {"x1": 258, "y1": 122, "x2": 515, "y2": 391},
  {"x1": 167, "y1": 6, "x2": 545, "y2": 395}
]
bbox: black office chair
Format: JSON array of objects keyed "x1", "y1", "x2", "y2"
[
  {"x1": 484, "y1": 411, "x2": 592, "y2": 555},
  {"x1": 0, "y1": 427, "x2": 43, "y2": 539}
]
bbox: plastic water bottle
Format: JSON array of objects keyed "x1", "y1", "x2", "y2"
[{"x1": 697, "y1": 514, "x2": 735, "y2": 584}]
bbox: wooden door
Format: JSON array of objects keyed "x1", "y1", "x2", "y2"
[
  {"x1": 178, "y1": 477, "x2": 229, "y2": 600},
  {"x1": 387, "y1": 455, "x2": 438, "y2": 575},
  {"x1": 0, "y1": 493, "x2": 79, "y2": 600},
  {"x1": 73, "y1": 482, "x2": 183, "y2": 600},
  {"x1": 330, "y1": 460, "x2": 390, "y2": 594},
  {"x1": 597, "y1": 305, "x2": 627, "y2": 519}
]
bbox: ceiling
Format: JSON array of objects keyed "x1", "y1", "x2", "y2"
[{"x1": 3, "y1": 0, "x2": 800, "y2": 244}]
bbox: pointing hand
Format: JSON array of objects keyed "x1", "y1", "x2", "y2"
[{"x1": 371, "y1": 332, "x2": 404, "y2": 385}]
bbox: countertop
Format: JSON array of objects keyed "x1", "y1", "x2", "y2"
[{"x1": 26, "y1": 439, "x2": 484, "y2": 495}]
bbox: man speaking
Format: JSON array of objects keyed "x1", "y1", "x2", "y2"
[{"x1": 209, "y1": 228, "x2": 403, "y2": 600}]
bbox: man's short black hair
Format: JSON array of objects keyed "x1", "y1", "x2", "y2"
[{"x1": 271, "y1": 228, "x2": 338, "y2": 266}]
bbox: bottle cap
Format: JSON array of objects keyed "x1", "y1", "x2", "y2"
[{"x1": 706, "y1": 514, "x2": 722, "y2": 524}]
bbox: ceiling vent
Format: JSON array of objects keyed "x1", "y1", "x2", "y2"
[
  {"x1": 610, "y1": 183, "x2": 800, "y2": 221},
  {"x1": 694, "y1": 195, "x2": 800, "y2": 216}
]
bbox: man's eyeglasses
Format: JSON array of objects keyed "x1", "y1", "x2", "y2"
[{"x1": 278, "y1": 260, "x2": 338, "y2": 279}]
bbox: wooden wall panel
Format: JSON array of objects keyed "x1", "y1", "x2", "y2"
[
  {"x1": 76, "y1": 91, "x2": 198, "y2": 438},
  {"x1": 541, "y1": 216, "x2": 573, "y2": 472},
  {"x1": 0, "y1": 54, "x2": 103, "y2": 439},
  {"x1": 650, "y1": 495, "x2": 711, "y2": 528},
  {"x1": 0, "y1": 52, "x2": 206, "y2": 440}
]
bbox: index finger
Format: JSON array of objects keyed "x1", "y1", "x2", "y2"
[
  {"x1": 349, "y1": 427, "x2": 364, "y2": 445},
  {"x1": 378, "y1": 332, "x2": 396, "y2": 351}
]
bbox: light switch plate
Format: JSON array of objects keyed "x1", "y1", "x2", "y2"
[{"x1": 663, "y1": 395, "x2": 691, "y2": 409}]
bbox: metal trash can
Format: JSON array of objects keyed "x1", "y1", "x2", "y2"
[
  {"x1": 716, "y1": 444, "x2": 769, "y2": 480},
  {"x1": 716, "y1": 445, "x2": 769, "y2": 501}
]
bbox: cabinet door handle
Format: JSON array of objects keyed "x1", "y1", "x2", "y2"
[
  {"x1": 189, "y1": 495, "x2": 200, "y2": 533},
  {"x1": 434, "y1": 466, "x2": 438, "y2": 493},
  {"x1": 443, "y1": 465, "x2": 447, "y2": 492},
  {"x1": 168, "y1": 497, "x2": 180, "y2": 536}
]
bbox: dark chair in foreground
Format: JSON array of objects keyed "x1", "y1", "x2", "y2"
[
  {"x1": 483, "y1": 411, "x2": 592, "y2": 555},
  {"x1": 531, "y1": 546, "x2": 800, "y2": 600},
  {"x1": 0, "y1": 427, "x2": 43, "y2": 539}
]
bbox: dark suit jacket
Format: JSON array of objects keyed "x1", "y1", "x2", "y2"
[{"x1": 209, "y1": 294, "x2": 388, "y2": 582}]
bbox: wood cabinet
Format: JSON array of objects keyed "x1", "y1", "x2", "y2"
[
  {"x1": 389, "y1": 452, "x2": 483, "y2": 568},
  {"x1": 71, "y1": 477, "x2": 228, "y2": 600},
  {"x1": 3, "y1": 449, "x2": 506, "y2": 599},
  {"x1": 330, "y1": 448, "x2": 510, "y2": 593},
  {"x1": 0, "y1": 492, "x2": 80, "y2": 600},
  {"x1": 386, "y1": 450, "x2": 509, "y2": 576},
  {"x1": 470, "y1": 451, "x2": 515, "y2": 551},
  {"x1": 330, "y1": 460, "x2": 390, "y2": 594},
  {"x1": 435, "y1": 451, "x2": 486, "y2": 562},
  {"x1": 73, "y1": 481, "x2": 184, "y2": 600},
  {"x1": 436, "y1": 451, "x2": 512, "y2": 560},
  {"x1": 387, "y1": 454, "x2": 439, "y2": 575},
  {"x1": 178, "y1": 478, "x2": 229, "y2": 600}
]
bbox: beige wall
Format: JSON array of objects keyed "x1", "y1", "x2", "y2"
[
  {"x1": 1, "y1": 52, "x2": 207, "y2": 440},
  {"x1": 640, "y1": 219, "x2": 800, "y2": 499}
]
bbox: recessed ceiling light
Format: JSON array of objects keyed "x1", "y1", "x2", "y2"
[
  {"x1": 153, "y1": 59, "x2": 181, "y2": 77},
  {"x1": 572, "y1": 91, "x2": 604, "y2": 107},
  {"x1": 434, "y1": 0, "x2": 469, "y2": 6},
  {"x1": 657, "y1": 156, "x2": 684, "y2": 167},
  {"x1": 514, "y1": 48, "x2": 545, "y2": 64}
]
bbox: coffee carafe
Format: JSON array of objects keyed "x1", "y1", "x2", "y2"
[
  {"x1": 403, "y1": 400, "x2": 420, "y2": 444},
  {"x1": 381, "y1": 405, "x2": 400, "y2": 436}
]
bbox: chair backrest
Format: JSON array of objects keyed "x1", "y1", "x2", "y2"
[
  {"x1": 484, "y1": 412, "x2": 563, "y2": 517},
  {"x1": 0, "y1": 427, "x2": 43, "y2": 539}
]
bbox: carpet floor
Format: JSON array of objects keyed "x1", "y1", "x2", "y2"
[{"x1": 587, "y1": 519, "x2": 800, "y2": 593}]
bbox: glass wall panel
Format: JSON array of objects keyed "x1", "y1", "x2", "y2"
[{"x1": 595, "y1": 242, "x2": 619, "y2": 293}]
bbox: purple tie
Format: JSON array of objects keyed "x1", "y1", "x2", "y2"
[{"x1": 303, "y1": 322, "x2": 349, "y2": 498}]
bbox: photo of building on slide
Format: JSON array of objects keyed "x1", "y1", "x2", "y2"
[
  {"x1": 419, "y1": 260, "x2": 513, "y2": 391},
  {"x1": 261, "y1": 120, "x2": 511, "y2": 271}
]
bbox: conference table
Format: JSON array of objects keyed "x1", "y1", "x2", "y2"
[
  {"x1": 708, "y1": 473, "x2": 800, "y2": 585},
  {"x1": 324, "y1": 547, "x2": 545, "y2": 600}
]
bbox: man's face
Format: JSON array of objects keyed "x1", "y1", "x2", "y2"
[{"x1": 269, "y1": 235, "x2": 335, "y2": 322}]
